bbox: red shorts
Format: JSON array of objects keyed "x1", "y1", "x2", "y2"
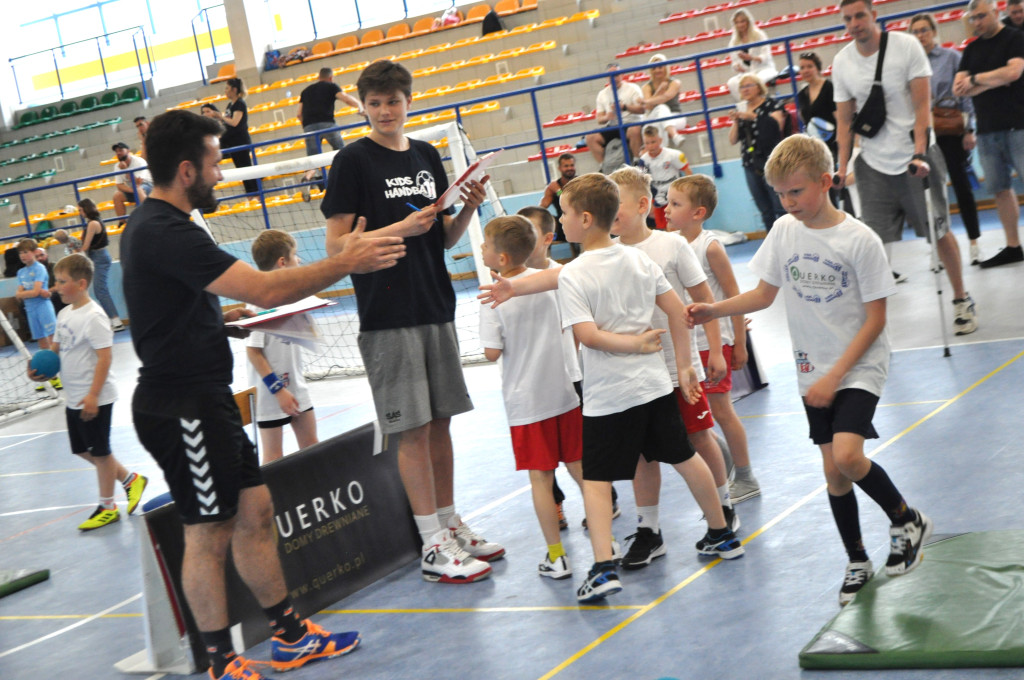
[
  {"x1": 510, "y1": 407, "x2": 583, "y2": 471},
  {"x1": 652, "y1": 205, "x2": 668, "y2": 230},
  {"x1": 699, "y1": 344, "x2": 734, "y2": 394},
  {"x1": 673, "y1": 387, "x2": 714, "y2": 433}
]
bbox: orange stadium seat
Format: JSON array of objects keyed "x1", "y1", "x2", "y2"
[
  {"x1": 466, "y1": 4, "x2": 492, "y2": 22},
  {"x1": 210, "y1": 64, "x2": 236, "y2": 84},
  {"x1": 361, "y1": 29, "x2": 384, "y2": 47},
  {"x1": 495, "y1": 0, "x2": 519, "y2": 15},
  {"x1": 332, "y1": 35, "x2": 358, "y2": 54},
  {"x1": 385, "y1": 23, "x2": 411, "y2": 42},
  {"x1": 412, "y1": 17, "x2": 435, "y2": 34},
  {"x1": 305, "y1": 40, "x2": 334, "y2": 61}
]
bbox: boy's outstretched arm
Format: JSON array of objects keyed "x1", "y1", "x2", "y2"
[
  {"x1": 571, "y1": 321, "x2": 665, "y2": 355},
  {"x1": 686, "y1": 280, "x2": 725, "y2": 384},
  {"x1": 706, "y1": 240, "x2": 748, "y2": 369},
  {"x1": 655, "y1": 289, "x2": 701, "y2": 404},
  {"x1": 805, "y1": 298, "x2": 887, "y2": 408},
  {"x1": 687, "y1": 279, "x2": 778, "y2": 327},
  {"x1": 478, "y1": 267, "x2": 560, "y2": 308}
]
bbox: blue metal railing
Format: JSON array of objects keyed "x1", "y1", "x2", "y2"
[
  {"x1": 1, "y1": 0, "x2": 968, "y2": 243},
  {"x1": 192, "y1": 5, "x2": 231, "y2": 87}
]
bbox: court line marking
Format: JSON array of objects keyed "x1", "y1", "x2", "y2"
[
  {"x1": 0, "y1": 432, "x2": 49, "y2": 453},
  {"x1": 0, "y1": 613, "x2": 143, "y2": 620},
  {"x1": 539, "y1": 348, "x2": 1024, "y2": 679},
  {"x1": 0, "y1": 594, "x2": 141, "y2": 659},
  {"x1": 321, "y1": 605, "x2": 644, "y2": 614},
  {"x1": 0, "y1": 503, "x2": 98, "y2": 517}
]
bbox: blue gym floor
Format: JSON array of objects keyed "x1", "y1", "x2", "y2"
[{"x1": 2, "y1": 214, "x2": 1023, "y2": 680}]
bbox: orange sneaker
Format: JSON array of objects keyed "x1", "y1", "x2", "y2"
[
  {"x1": 270, "y1": 619, "x2": 360, "y2": 671},
  {"x1": 209, "y1": 656, "x2": 267, "y2": 679}
]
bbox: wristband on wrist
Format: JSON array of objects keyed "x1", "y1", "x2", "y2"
[
  {"x1": 970, "y1": 73, "x2": 978, "y2": 87},
  {"x1": 263, "y1": 372, "x2": 285, "y2": 394},
  {"x1": 912, "y1": 153, "x2": 927, "y2": 162}
]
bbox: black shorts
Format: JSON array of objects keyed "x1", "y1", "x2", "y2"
[
  {"x1": 66, "y1": 403, "x2": 113, "y2": 456},
  {"x1": 132, "y1": 387, "x2": 262, "y2": 524},
  {"x1": 803, "y1": 388, "x2": 880, "y2": 445},
  {"x1": 600, "y1": 129, "x2": 620, "y2": 145},
  {"x1": 257, "y1": 406, "x2": 314, "y2": 429},
  {"x1": 582, "y1": 392, "x2": 695, "y2": 481}
]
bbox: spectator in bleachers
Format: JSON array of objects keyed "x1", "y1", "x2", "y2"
[
  {"x1": 1003, "y1": 0, "x2": 1024, "y2": 30},
  {"x1": 111, "y1": 142, "x2": 151, "y2": 229},
  {"x1": 909, "y1": 14, "x2": 983, "y2": 265},
  {"x1": 77, "y1": 198, "x2": 125, "y2": 332},
  {"x1": 539, "y1": 153, "x2": 581, "y2": 256},
  {"x1": 585, "y1": 63, "x2": 644, "y2": 164},
  {"x1": 642, "y1": 54, "x2": 687, "y2": 149},
  {"x1": 796, "y1": 52, "x2": 854, "y2": 214},
  {"x1": 728, "y1": 74, "x2": 786, "y2": 232},
  {"x1": 134, "y1": 116, "x2": 149, "y2": 158},
  {"x1": 205, "y1": 78, "x2": 259, "y2": 195},
  {"x1": 727, "y1": 9, "x2": 778, "y2": 106},
  {"x1": 297, "y1": 67, "x2": 365, "y2": 198}
]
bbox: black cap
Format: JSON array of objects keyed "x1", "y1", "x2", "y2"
[{"x1": 112, "y1": 142, "x2": 129, "y2": 151}]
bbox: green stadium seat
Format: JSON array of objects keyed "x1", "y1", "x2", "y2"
[
  {"x1": 120, "y1": 86, "x2": 142, "y2": 103},
  {"x1": 39, "y1": 106, "x2": 58, "y2": 121},
  {"x1": 34, "y1": 220, "x2": 52, "y2": 233},
  {"x1": 57, "y1": 101, "x2": 78, "y2": 118},
  {"x1": 15, "y1": 110, "x2": 39, "y2": 128},
  {"x1": 97, "y1": 92, "x2": 119, "y2": 108},
  {"x1": 79, "y1": 96, "x2": 99, "y2": 111}
]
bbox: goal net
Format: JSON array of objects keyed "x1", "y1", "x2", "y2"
[
  {"x1": 0, "y1": 313, "x2": 61, "y2": 424},
  {"x1": 202, "y1": 121, "x2": 505, "y2": 379}
]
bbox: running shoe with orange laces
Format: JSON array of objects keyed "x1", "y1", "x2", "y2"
[
  {"x1": 270, "y1": 619, "x2": 360, "y2": 672},
  {"x1": 209, "y1": 656, "x2": 267, "y2": 679}
]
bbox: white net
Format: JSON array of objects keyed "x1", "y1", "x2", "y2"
[
  {"x1": 0, "y1": 313, "x2": 60, "y2": 422},
  {"x1": 203, "y1": 122, "x2": 505, "y2": 379}
]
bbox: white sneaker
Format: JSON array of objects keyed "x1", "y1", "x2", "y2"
[
  {"x1": 953, "y1": 294, "x2": 978, "y2": 336},
  {"x1": 421, "y1": 530, "x2": 492, "y2": 584},
  {"x1": 538, "y1": 552, "x2": 572, "y2": 579},
  {"x1": 449, "y1": 514, "x2": 505, "y2": 562},
  {"x1": 729, "y1": 477, "x2": 761, "y2": 503},
  {"x1": 839, "y1": 560, "x2": 874, "y2": 606}
]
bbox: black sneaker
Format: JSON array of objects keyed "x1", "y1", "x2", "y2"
[
  {"x1": 576, "y1": 561, "x2": 622, "y2": 603},
  {"x1": 621, "y1": 527, "x2": 667, "y2": 570},
  {"x1": 885, "y1": 510, "x2": 932, "y2": 576},
  {"x1": 695, "y1": 529, "x2": 744, "y2": 559},
  {"x1": 893, "y1": 271, "x2": 908, "y2": 283},
  {"x1": 979, "y1": 245, "x2": 1024, "y2": 269},
  {"x1": 839, "y1": 560, "x2": 874, "y2": 606},
  {"x1": 723, "y1": 505, "x2": 741, "y2": 533}
]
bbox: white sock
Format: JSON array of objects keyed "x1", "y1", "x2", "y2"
[
  {"x1": 437, "y1": 504, "x2": 457, "y2": 528},
  {"x1": 111, "y1": 316, "x2": 123, "y2": 326},
  {"x1": 100, "y1": 496, "x2": 116, "y2": 510},
  {"x1": 414, "y1": 513, "x2": 443, "y2": 547},
  {"x1": 718, "y1": 484, "x2": 732, "y2": 508},
  {"x1": 637, "y1": 505, "x2": 659, "y2": 532}
]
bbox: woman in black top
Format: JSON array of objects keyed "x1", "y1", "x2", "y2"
[
  {"x1": 796, "y1": 52, "x2": 853, "y2": 213},
  {"x1": 729, "y1": 74, "x2": 786, "y2": 232},
  {"x1": 77, "y1": 198, "x2": 124, "y2": 330},
  {"x1": 208, "y1": 78, "x2": 258, "y2": 195}
]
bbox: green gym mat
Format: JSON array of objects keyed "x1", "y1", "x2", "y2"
[
  {"x1": 800, "y1": 532, "x2": 1024, "y2": 669},
  {"x1": 0, "y1": 568, "x2": 50, "y2": 598}
]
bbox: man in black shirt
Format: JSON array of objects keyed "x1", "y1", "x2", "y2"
[
  {"x1": 1003, "y1": 0, "x2": 1024, "y2": 30},
  {"x1": 121, "y1": 110, "x2": 404, "y2": 679},
  {"x1": 298, "y1": 67, "x2": 364, "y2": 195},
  {"x1": 955, "y1": 0, "x2": 1024, "y2": 267}
]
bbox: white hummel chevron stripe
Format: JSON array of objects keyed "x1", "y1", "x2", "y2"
[
  {"x1": 189, "y1": 461, "x2": 210, "y2": 477},
  {"x1": 181, "y1": 419, "x2": 218, "y2": 514},
  {"x1": 183, "y1": 432, "x2": 204, "y2": 448},
  {"x1": 185, "y1": 446, "x2": 207, "y2": 463},
  {"x1": 193, "y1": 476, "x2": 214, "y2": 492},
  {"x1": 197, "y1": 491, "x2": 217, "y2": 507},
  {"x1": 179, "y1": 418, "x2": 200, "y2": 433},
  {"x1": 199, "y1": 505, "x2": 220, "y2": 515}
]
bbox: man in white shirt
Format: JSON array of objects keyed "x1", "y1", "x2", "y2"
[
  {"x1": 111, "y1": 141, "x2": 152, "y2": 226},
  {"x1": 832, "y1": 0, "x2": 977, "y2": 336},
  {"x1": 585, "y1": 63, "x2": 644, "y2": 163}
]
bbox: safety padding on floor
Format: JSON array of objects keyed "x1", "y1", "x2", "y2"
[
  {"x1": 0, "y1": 568, "x2": 50, "y2": 598},
  {"x1": 800, "y1": 532, "x2": 1024, "y2": 669}
]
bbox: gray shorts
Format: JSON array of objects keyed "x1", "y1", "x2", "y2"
[
  {"x1": 358, "y1": 322, "x2": 473, "y2": 434},
  {"x1": 976, "y1": 129, "x2": 1024, "y2": 194},
  {"x1": 855, "y1": 144, "x2": 949, "y2": 244}
]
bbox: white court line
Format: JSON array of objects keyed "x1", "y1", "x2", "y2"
[
  {"x1": 0, "y1": 428, "x2": 64, "y2": 439},
  {"x1": 0, "y1": 432, "x2": 49, "y2": 453},
  {"x1": 142, "y1": 674, "x2": 166, "y2": 680},
  {"x1": 0, "y1": 503, "x2": 96, "y2": 517},
  {"x1": 892, "y1": 334, "x2": 1024, "y2": 353},
  {"x1": 0, "y1": 593, "x2": 141, "y2": 659},
  {"x1": 461, "y1": 483, "x2": 532, "y2": 523}
]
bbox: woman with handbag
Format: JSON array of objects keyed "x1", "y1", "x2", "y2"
[
  {"x1": 910, "y1": 13, "x2": 983, "y2": 264},
  {"x1": 729, "y1": 74, "x2": 787, "y2": 232}
]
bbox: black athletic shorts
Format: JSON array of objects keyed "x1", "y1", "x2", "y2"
[
  {"x1": 581, "y1": 392, "x2": 695, "y2": 481},
  {"x1": 803, "y1": 388, "x2": 880, "y2": 445},
  {"x1": 257, "y1": 406, "x2": 314, "y2": 429},
  {"x1": 132, "y1": 386, "x2": 262, "y2": 524},
  {"x1": 66, "y1": 403, "x2": 113, "y2": 456}
]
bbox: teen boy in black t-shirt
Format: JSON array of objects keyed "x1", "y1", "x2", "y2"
[
  {"x1": 321, "y1": 60, "x2": 506, "y2": 585},
  {"x1": 121, "y1": 109, "x2": 404, "y2": 680}
]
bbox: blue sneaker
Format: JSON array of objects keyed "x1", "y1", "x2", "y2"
[
  {"x1": 576, "y1": 561, "x2": 622, "y2": 603},
  {"x1": 270, "y1": 619, "x2": 360, "y2": 672},
  {"x1": 695, "y1": 529, "x2": 745, "y2": 559}
]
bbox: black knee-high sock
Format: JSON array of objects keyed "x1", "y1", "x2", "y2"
[
  {"x1": 828, "y1": 490, "x2": 869, "y2": 563},
  {"x1": 854, "y1": 461, "x2": 915, "y2": 524},
  {"x1": 200, "y1": 627, "x2": 236, "y2": 678},
  {"x1": 264, "y1": 597, "x2": 307, "y2": 643},
  {"x1": 552, "y1": 476, "x2": 565, "y2": 505}
]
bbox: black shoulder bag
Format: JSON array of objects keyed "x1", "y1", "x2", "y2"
[{"x1": 851, "y1": 31, "x2": 888, "y2": 138}]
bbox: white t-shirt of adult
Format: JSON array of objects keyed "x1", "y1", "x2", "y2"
[
  {"x1": 832, "y1": 31, "x2": 932, "y2": 176},
  {"x1": 626, "y1": 230, "x2": 707, "y2": 386},
  {"x1": 479, "y1": 268, "x2": 581, "y2": 427},
  {"x1": 119, "y1": 154, "x2": 152, "y2": 186},
  {"x1": 640, "y1": 147, "x2": 690, "y2": 206},
  {"x1": 245, "y1": 312, "x2": 313, "y2": 422},
  {"x1": 545, "y1": 258, "x2": 583, "y2": 383},
  {"x1": 558, "y1": 243, "x2": 673, "y2": 416},
  {"x1": 689, "y1": 229, "x2": 735, "y2": 350},
  {"x1": 596, "y1": 81, "x2": 644, "y2": 124},
  {"x1": 748, "y1": 214, "x2": 897, "y2": 397},
  {"x1": 54, "y1": 300, "x2": 117, "y2": 408}
]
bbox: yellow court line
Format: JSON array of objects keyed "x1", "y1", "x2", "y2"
[
  {"x1": 739, "y1": 399, "x2": 948, "y2": 419},
  {"x1": 322, "y1": 605, "x2": 644, "y2": 615},
  {"x1": 0, "y1": 613, "x2": 141, "y2": 620},
  {"x1": 539, "y1": 348, "x2": 1024, "y2": 679}
]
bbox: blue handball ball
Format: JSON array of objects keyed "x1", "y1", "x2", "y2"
[{"x1": 30, "y1": 349, "x2": 60, "y2": 379}]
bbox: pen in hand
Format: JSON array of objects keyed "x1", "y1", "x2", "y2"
[{"x1": 405, "y1": 202, "x2": 421, "y2": 212}]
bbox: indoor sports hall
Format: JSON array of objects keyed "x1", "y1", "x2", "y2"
[{"x1": 2, "y1": 0, "x2": 1024, "y2": 678}]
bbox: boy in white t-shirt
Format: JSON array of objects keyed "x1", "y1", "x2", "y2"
[
  {"x1": 608, "y1": 167, "x2": 738, "y2": 571},
  {"x1": 479, "y1": 215, "x2": 585, "y2": 580},
  {"x1": 480, "y1": 174, "x2": 743, "y2": 603},
  {"x1": 638, "y1": 126, "x2": 692, "y2": 230},
  {"x1": 246, "y1": 230, "x2": 318, "y2": 464},
  {"x1": 27, "y1": 254, "x2": 147, "y2": 530},
  {"x1": 667, "y1": 175, "x2": 759, "y2": 503},
  {"x1": 688, "y1": 135, "x2": 932, "y2": 606}
]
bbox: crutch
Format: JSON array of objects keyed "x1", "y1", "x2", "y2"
[{"x1": 909, "y1": 156, "x2": 952, "y2": 357}]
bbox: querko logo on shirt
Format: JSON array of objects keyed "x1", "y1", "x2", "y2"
[
  {"x1": 786, "y1": 252, "x2": 851, "y2": 304},
  {"x1": 383, "y1": 170, "x2": 437, "y2": 200}
]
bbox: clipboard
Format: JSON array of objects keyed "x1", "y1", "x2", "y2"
[
  {"x1": 434, "y1": 149, "x2": 503, "y2": 210},
  {"x1": 226, "y1": 296, "x2": 335, "y2": 351}
]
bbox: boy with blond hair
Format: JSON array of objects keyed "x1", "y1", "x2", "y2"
[
  {"x1": 482, "y1": 173, "x2": 743, "y2": 603},
  {"x1": 28, "y1": 254, "x2": 147, "y2": 530},
  {"x1": 667, "y1": 175, "x2": 759, "y2": 502},
  {"x1": 607, "y1": 166, "x2": 738, "y2": 570},
  {"x1": 688, "y1": 135, "x2": 932, "y2": 606},
  {"x1": 638, "y1": 125, "x2": 693, "y2": 230},
  {"x1": 479, "y1": 215, "x2": 585, "y2": 579},
  {"x1": 246, "y1": 230, "x2": 319, "y2": 464}
]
